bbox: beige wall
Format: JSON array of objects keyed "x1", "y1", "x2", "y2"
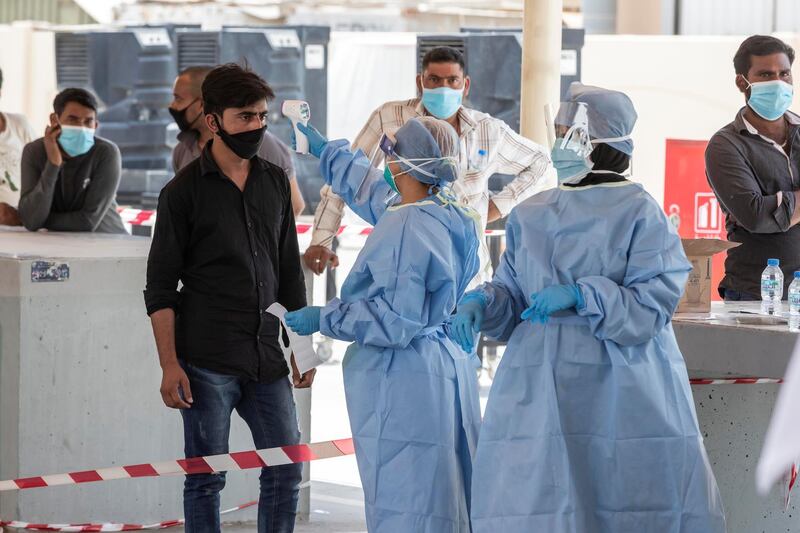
[
  {"x1": 616, "y1": 0, "x2": 666, "y2": 34},
  {"x1": 0, "y1": 23, "x2": 57, "y2": 136},
  {"x1": 581, "y1": 34, "x2": 800, "y2": 207}
]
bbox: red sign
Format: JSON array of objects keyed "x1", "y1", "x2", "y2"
[{"x1": 663, "y1": 139, "x2": 727, "y2": 301}]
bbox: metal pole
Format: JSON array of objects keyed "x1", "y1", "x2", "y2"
[{"x1": 520, "y1": 0, "x2": 563, "y2": 146}]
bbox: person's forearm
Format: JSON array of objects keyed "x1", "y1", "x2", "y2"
[
  {"x1": 310, "y1": 184, "x2": 346, "y2": 248},
  {"x1": 43, "y1": 211, "x2": 96, "y2": 232},
  {"x1": 150, "y1": 308, "x2": 179, "y2": 368},
  {"x1": 491, "y1": 166, "x2": 551, "y2": 218},
  {"x1": 18, "y1": 162, "x2": 60, "y2": 231}
]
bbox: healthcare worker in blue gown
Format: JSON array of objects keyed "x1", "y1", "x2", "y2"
[
  {"x1": 284, "y1": 117, "x2": 482, "y2": 532},
  {"x1": 450, "y1": 83, "x2": 727, "y2": 533}
]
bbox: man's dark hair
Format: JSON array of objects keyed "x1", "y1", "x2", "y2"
[
  {"x1": 53, "y1": 88, "x2": 98, "y2": 115},
  {"x1": 734, "y1": 35, "x2": 795, "y2": 76},
  {"x1": 422, "y1": 47, "x2": 465, "y2": 72},
  {"x1": 201, "y1": 63, "x2": 275, "y2": 117}
]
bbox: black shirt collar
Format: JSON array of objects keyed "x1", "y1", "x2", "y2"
[{"x1": 199, "y1": 138, "x2": 265, "y2": 180}]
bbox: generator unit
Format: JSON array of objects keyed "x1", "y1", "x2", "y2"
[
  {"x1": 55, "y1": 25, "x2": 329, "y2": 210},
  {"x1": 55, "y1": 26, "x2": 185, "y2": 207},
  {"x1": 175, "y1": 26, "x2": 330, "y2": 211}
]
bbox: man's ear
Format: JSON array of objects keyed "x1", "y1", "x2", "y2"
[
  {"x1": 205, "y1": 113, "x2": 218, "y2": 134},
  {"x1": 736, "y1": 74, "x2": 749, "y2": 95}
]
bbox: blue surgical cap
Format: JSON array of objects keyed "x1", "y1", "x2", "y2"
[
  {"x1": 393, "y1": 117, "x2": 459, "y2": 185},
  {"x1": 566, "y1": 82, "x2": 637, "y2": 156}
]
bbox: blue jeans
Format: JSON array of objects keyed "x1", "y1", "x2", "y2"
[{"x1": 180, "y1": 362, "x2": 302, "y2": 533}]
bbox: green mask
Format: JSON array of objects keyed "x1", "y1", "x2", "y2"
[{"x1": 383, "y1": 166, "x2": 400, "y2": 193}]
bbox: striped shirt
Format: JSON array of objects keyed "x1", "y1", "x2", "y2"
[{"x1": 311, "y1": 98, "x2": 553, "y2": 279}]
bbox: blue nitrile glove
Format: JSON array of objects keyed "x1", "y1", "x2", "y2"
[
  {"x1": 449, "y1": 292, "x2": 488, "y2": 353},
  {"x1": 520, "y1": 284, "x2": 584, "y2": 324},
  {"x1": 291, "y1": 122, "x2": 328, "y2": 158},
  {"x1": 285, "y1": 306, "x2": 322, "y2": 336}
]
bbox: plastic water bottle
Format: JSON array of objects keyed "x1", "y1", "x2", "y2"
[
  {"x1": 470, "y1": 149, "x2": 488, "y2": 171},
  {"x1": 789, "y1": 272, "x2": 800, "y2": 332},
  {"x1": 761, "y1": 258, "x2": 784, "y2": 315}
]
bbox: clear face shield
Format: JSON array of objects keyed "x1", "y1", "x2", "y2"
[
  {"x1": 377, "y1": 132, "x2": 458, "y2": 182},
  {"x1": 548, "y1": 101, "x2": 596, "y2": 185},
  {"x1": 553, "y1": 101, "x2": 592, "y2": 157},
  {"x1": 550, "y1": 100, "x2": 636, "y2": 184}
]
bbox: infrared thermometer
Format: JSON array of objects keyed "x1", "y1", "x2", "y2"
[{"x1": 283, "y1": 100, "x2": 311, "y2": 154}]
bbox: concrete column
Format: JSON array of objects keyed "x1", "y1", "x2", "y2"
[{"x1": 520, "y1": 0, "x2": 563, "y2": 146}]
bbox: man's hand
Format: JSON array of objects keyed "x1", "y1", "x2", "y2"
[
  {"x1": 487, "y1": 200, "x2": 502, "y2": 223},
  {"x1": 160, "y1": 361, "x2": 193, "y2": 409},
  {"x1": 791, "y1": 191, "x2": 800, "y2": 227},
  {"x1": 0, "y1": 203, "x2": 22, "y2": 226},
  {"x1": 291, "y1": 354, "x2": 316, "y2": 389},
  {"x1": 43, "y1": 114, "x2": 63, "y2": 168},
  {"x1": 303, "y1": 245, "x2": 339, "y2": 275}
]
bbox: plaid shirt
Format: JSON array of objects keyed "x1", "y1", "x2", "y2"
[{"x1": 311, "y1": 98, "x2": 553, "y2": 278}]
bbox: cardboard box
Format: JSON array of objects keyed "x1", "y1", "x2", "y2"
[{"x1": 677, "y1": 238, "x2": 740, "y2": 314}]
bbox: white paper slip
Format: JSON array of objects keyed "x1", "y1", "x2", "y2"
[{"x1": 267, "y1": 302, "x2": 324, "y2": 375}]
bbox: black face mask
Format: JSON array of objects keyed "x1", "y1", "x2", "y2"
[
  {"x1": 214, "y1": 115, "x2": 266, "y2": 160},
  {"x1": 168, "y1": 98, "x2": 201, "y2": 132}
]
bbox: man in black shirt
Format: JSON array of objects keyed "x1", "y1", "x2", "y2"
[
  {"x1": 144, "y1": 64, "x2": 314, "y2": 533},
  {"x1": 706, "y1": 35, "x2": 800, "y2": 300}
]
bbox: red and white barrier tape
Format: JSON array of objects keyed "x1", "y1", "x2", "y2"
[
  {"x1": 0, "y1": 439, "x2": 353, "y2": 531},
  {"x1": 117, "y1": 208, "x2": 157, "y2": 227},
  {"x1": 689, "y1": 378, "x2": 783, "y2": 385},
  {"x1": 117, "y1": 208, "x2": 505, "y2": 236},
  {"x1": 0, "y1": 438, "x2": 354, "y2": 492},
  {"x1": 786, "y1": 463, "x2": 798, "y2": 511},
  {"x1": 0, "y1": 500, "x2": 257, "y2": 531}
]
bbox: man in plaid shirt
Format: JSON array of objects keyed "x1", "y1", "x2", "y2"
[{"x1": 303, "y1": 46, "x2": 553, "y2": 283}]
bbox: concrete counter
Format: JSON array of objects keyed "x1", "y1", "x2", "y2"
[
  {"x1": 673, "y1": 302, "x2": 799, "y2": 532},
  {"x1": 0, "y1": 229, "x2": 311, "y2": 525},
  {"x1": 675, "y1": 302, "x2": 796, "y2": 379}
]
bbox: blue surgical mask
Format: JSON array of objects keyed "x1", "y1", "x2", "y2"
[
  {"x1": 422, "y1": 87, "x2": 463, "y2": 120},
  {"x1": 551, "y1": 137, "x2": 593, "y2": 184},
  {"x1": 58, "y1": 125, "x2": 95, "y2": 157},
  {"x1": 383, "y1": 166, "x2": 400, "y2": 193},
  {"x1": 746, "y1": 79, "x2": 794, "y2": 121}
]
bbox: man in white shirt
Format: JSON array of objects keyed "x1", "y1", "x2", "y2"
[
  {"x1": 303, "y1": 47, "x2": 552, "y2": 281},
  {"x1": 0, "y1": 68, "x2": 36, "y2": 226}
]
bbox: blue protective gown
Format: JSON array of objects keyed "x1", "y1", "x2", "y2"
[
  {"x1": 318, "y1": 140, "x2": 482, "y2": 532},
  {"x1": 471, "y1": 180, "x2": 726, "y2": 533}
]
